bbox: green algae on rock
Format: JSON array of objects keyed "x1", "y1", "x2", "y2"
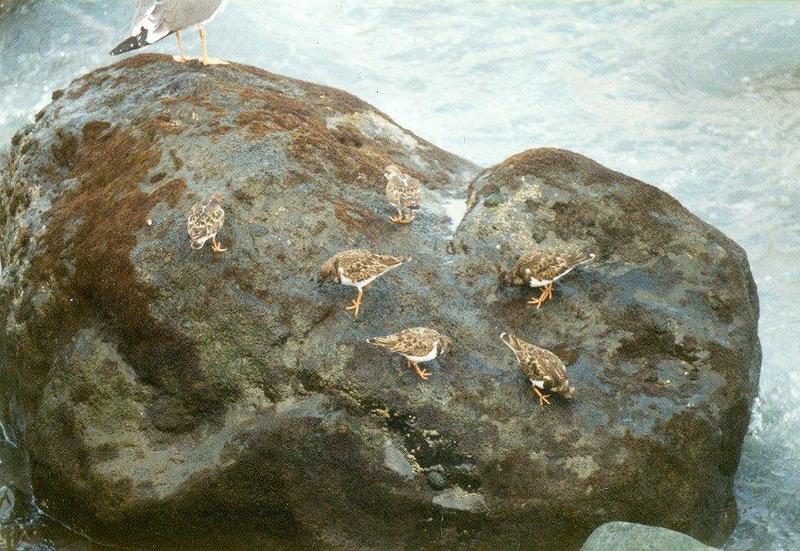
[{"x1": 0, "y1": 55, "x2": 758, "y2": 550}]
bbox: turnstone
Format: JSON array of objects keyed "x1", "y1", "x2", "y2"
[
  {"x1": 505, "y1": 246, "x2": 595, "y2": 308},
  {"x1": 500, "y1": 332, "x2": 575, "y2": 405},
  {"x1": 368, "y1": 327, "x2": 452, "y2": 380},
  {"x1": 111, "y1": 0, "x2": 230, "y2": 65},
  {"x1": 319, "y1": 249, "x2": 410, "y2": 319},
  {"x1": 384, "y1": 164, "x2": 422, "y2": 224},
  {"x1": 187, "y1": 191, "x2": 226, "y2": 252}
]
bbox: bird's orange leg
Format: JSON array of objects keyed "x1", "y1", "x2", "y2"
[
  {"x1": 211, "y1": 237, "x2": 227, "y2": 252},
  {"x1": 391, "y1": 207, "x2": 404, "y2": 223},
  {"x1": 531, "y1": 386, "x2": 551, "y2": 406},
  {"x1": 527, "y1": 286, "x2": 549, "y2": 308},
  {"x1": 400, "y1": 209, "x2": 415, "y2": 224},
  {"x1": 408, "y1": 360, "x2": 430, "y2": 380},
  {"x1": 345, "y1": 288, "x2": 364, "y2": 318},
  {"x1": 527, "y1": 283, "x2": 554, "y2": 309}
]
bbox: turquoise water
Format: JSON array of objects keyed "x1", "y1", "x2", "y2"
[{"x1": 1, "y1": 1, "x2": 798, "y2": 548}]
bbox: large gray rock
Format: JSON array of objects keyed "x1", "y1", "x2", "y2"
[
  {"x1": 0, "y1": 54, "x2": 759, "y2": 550},
  {"x1": 580, "y1": 522, "x2": 719, "y2": 551}
]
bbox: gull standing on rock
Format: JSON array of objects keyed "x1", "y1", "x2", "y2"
[{"x1": 110, "y1": 0, "x2": 229, "y2": 65}]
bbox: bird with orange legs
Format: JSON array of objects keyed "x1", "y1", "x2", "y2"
[
  {"x1": 187, "y1": 191, "x2": 227, "y2": 252},
  {"x1": 369, "y1": 327, "x2": 452, "y2": 380},
  {"x1": 506, "y1": 246, "x2": 595, "y2": 308},
  {"x1": 500, "y1": 332, "x2": 575, "y2": 406},
  {"x1": 319, "y1": 249, "x2": 410, "y2": 319},
  {"x1": 384, "y1": 165, "x2": 422, "y2": 224}
]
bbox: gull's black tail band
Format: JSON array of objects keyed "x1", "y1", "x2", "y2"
[{"x1": 110, "y1": 27, "x2": 150, "y2": 56}]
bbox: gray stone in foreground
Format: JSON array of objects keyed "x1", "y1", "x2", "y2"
[{"x1": 581, "y1": 522, "x2": 719, "y2": 551}]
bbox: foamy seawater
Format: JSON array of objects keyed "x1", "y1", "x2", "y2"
[{"x1": 1, "y1": 1, "x2": 798, "y2": 548}]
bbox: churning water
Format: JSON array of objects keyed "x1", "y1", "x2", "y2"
[{"x1": 1, "y1": 1, "x2": 798, "y2": 549}]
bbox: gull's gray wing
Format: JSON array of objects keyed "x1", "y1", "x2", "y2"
[
  {"x1": 131, "y1": 0, "x2": 226, "y2": 38},
  {"x1": 113, "y1": 0, "x2": 226, "y2": 56}
]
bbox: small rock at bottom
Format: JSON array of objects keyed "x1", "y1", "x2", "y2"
[
  {"x1": 0, "y1": 486, "x2": 14, "y2": 522},
  {"x1": 580, "y1": 522, "x2": 719, "y2": 551},
  {"x1": 426, "y1": 471, "x2": 446, "y2": 490}
]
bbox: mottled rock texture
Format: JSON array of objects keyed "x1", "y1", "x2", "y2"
[
  {"x1": 580, "y1": 522, "x2": 719, "y2": 551},
  {"x1": 0, "y1": 55, "x2": 759, "y2": 550}
]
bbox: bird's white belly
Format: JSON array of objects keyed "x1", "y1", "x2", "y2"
[
  {"x1": 529, "y1": 265, "x2": 578, "y2": 287},
  {"x1": 340, "y1": 274, "x2": 379, "y2": 289},
  {"x1": 530, "y1": 378, "x2": 545, "y2": 389},
  {"x1": 191, "y1": 233, "x2": 215, "y2": 248},
  {"x1": 404, "y1": 348, "x2": 438, "y2": 363},
  {"x1": 528, "y1": 276, "x2": 553, "y2": 288}
]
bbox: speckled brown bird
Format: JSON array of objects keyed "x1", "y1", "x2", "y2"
[
  {"x1": 500, "y1": 332, "x2": 575, "y2": 405},
  {"x1": 384, "y1": 165, "x2": 422, "y2": 224},
  {"x1": 505, "y1": 246, "x2": 595, "y2": 308},
  {"x1": 187, "y1": 191, "x2": 226, "y2": 252},
  {"x1": 320, "y1": 249, "x2": 411, "y2": 319},
  {"x1": 368, "y1": 327, "x2": 452, "y2": 380}
]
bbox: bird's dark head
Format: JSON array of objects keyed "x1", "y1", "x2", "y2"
[
  {"x1": 384, "y1": 164, "x2": 403, "y2": 179},
  {"x1": 318, "y1": 257, "x2": 338, "y2": 286},
  {"x1": 438, "y1": 335, "x2": 453, "y2": 356},
  {"x1": 558, "y1": 382, "x2": 576, "y2": 400},
  {"x1": 504, "y1": 265, "x2": 530, "y2": 287}
]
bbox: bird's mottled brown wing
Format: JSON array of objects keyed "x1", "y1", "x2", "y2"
[
  {"x1": 338, "y1": 249, "x2": 408, "y2": 284},
  {"x1": 519, "y1": 343, "x2": 568, "y2": 389},
  {"x1": 385, "y1": 173, "x2": 422, "y2": 209},
  {"x1": 371, "y1": 327, "x2": 439, "y2": 357},
  {"x1": 517, "y1": 247, "x2": 593, "y2": 281},
  {"x1": 187, "y1": 197, "x2": 224, "y2": 241}
]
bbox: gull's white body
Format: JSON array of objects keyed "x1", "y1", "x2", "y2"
[
  {"x1": 111, "y1": 0, "x2": 229, "y2": 57},
  {"x1": 131, "y1": 0, "x2": 229, "y2": 40}
]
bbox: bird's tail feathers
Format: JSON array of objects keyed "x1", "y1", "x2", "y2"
[
  {"x1": 384, "y1": 256, "x2": 412, "y2": 272},
  {"x1": 578, "y1": 252, "x2": 596, "y2": 265},
  {"x1": 110, "y1": 28, "x2": 151, "y2": 56},
  {"x1": 500, "y1": 332, "x2": 517, "y2": 350}
]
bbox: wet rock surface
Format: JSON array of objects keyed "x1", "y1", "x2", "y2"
[{"x1": 0, "y1": 55, "x2": 759, "y2": 549}]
